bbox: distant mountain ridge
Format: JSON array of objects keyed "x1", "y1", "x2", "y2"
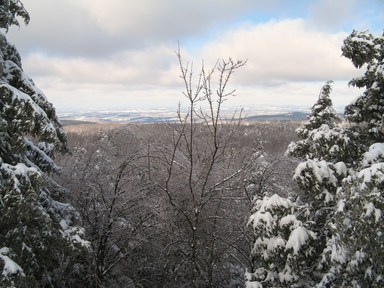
[{"x1": 58, "y1": 107, "x2": 321, "y2": 124}]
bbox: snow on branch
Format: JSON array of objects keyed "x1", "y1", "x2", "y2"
[{"x1": 0, "y1": 247, "x2": 24, "y2": 278}]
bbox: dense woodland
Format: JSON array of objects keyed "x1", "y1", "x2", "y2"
[
  {"x1": 53, "y1": 120, "x2": 298, "y2": 287},
  {"x1": 0, "y1": 1, "x2": 384, "y2": 288}
]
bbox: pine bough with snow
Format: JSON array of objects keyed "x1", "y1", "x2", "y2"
[
  {"x1": 246, "y1": 30, "x2": 384, "y2": 288},
  {"x1": 0, "y1": 1, "x2": 86, "y2": 287}
]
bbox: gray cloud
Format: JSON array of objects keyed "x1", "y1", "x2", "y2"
[
  {"x1": 7, "y1": 0, "x2": 130, "y2": 57},
  {"x1": 308, "y1": 0, "x2": 384, "y2": 32},
  {"x1": 7, "y1": 0, "x2": 283, "y2": 57}
]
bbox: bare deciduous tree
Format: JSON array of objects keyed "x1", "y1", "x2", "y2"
[{"x1": 146, "y1": 51, "x2": 256, "y2": 287}]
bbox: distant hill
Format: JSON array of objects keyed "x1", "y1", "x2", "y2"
[
  {"x1": 60, "y1": 119, "x2": 97, "y2": 126},
  {"x1": 244, "y1": 111, "x2": 308, "y2": 122},
  {"x1": 57, "y1": 108, "x2": 314, "y2": 124}
]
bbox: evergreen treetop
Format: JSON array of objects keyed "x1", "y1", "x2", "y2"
[
  {"x1": 0, "y1": 0, "x2": 29, "y2": 31},
  {"x1": 343, "y1": 30, "x2": 384, "y2": 142}
]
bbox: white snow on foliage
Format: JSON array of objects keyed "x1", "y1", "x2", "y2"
[
  {"x1": 279, "y1": 266, "x2": 295, "y2": 283},
  {"x1": 358, "y1": 162, "x2": 384, "y2": 189},
  {"x1": 257, "y1": 194, "x2": 293, "y2": 211},
  {"x1": 255, "y1": 237, "x2": 286, "y2": 256},
  {"x1": 0, "y1": 247, "x2": 24, "y2": 278},
  {"x1": 323, "y1": 189, "x2": 334, "y2": 203},
  {"x1": 3, "y1": 163, "x2": 39, "y2": 176},
  {"x1": 337, "y1": 199, "x2": 345, "y2": 212},
  {"x1": 294, "y1": 159, "x2": 337, "y2": 184},
  {"x1": 362, "y1": 143, "x2": 384, "y2": 166},
  {"x1": 1, "y1": 163, "x2": 40, "y2": 192},
  {"x1": 310, "y1": 124, "x2": 332, "y2": 140},
  {"x1": 309, "y1": 124, "x2": 349, "y2": 145},
  {"x1": 0, "y1": 79, "x2": 57, "y2": 136},
  {"x1": 59, "y1": 218, "x2": 90, "y2": 248},
  {"x1": 279, "y1": 214, "x2": 297, "y2": 227},
  {"x1": 334, "y1": 161, "x2": 347, "y2": 176},
  {"x1": 364, "y1": 202, "x2": 382, "y2": 222},
  {"x1": 244, "y1": 276, "x2": 263, "y2": 288},
  {"x1": 327, "y1": 235, "x2": 347, "y2": 264},
  {"x1": 286, "y1": 226, "x2": 316, "y2": 254},
  {"x1": 3, "y1": 59, "x2": 48, "y2": 101},
  {"x1": 267, "y1": 237, "x2": 286, "y2": 252},
  {"x1": 249, "y1": 195, "x2": 294, "y2": 231},
  {"x1": 350, "y1": 251, "x2": 366, "y2": 268},
  {"x1": 249, "y1": 211, "x2": 273, "y2": 230}
]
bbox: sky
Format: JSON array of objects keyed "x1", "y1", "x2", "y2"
[{"x1": 5, "y1": 0, "x2": 384, "y2": 113}]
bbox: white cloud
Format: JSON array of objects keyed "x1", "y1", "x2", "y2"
[
  {"x1": 232, "y1": 80, "x2": 361, "y2": 109},
  {"x1": 23, "y1": 19, "x2": 358, "y2": 89},
  {"x1": 24, "y1": 45, "x2": 179, "y2": 86},
  {"x1": 18, "y1": 16, "x2": 364, "y2": 112},
  {"x1": 200, "y1": 19, "x2": 358, "y2": 85}
]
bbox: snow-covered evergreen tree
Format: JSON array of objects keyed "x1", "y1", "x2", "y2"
[
  {"x1": 247, "y1": 82, "x2": 347, "y2": 287},
  {"x1": 324, "y1": 30, "x2": 384, "y2": 288},
  {"x1": 286, "y1": 80, "x2": 341, "y2": 161},
  {"x1": 287, "y1": 81, "x2": 348, "y2": 218},
  {"x1": 0, "y1": 2, "x2": 86, "y2": 287},
  {"x1": 247, "y1": 30, "x2": 384, "y2": 288},
  {"x1": 245, "y1": 194, "x2": 317, "y2": 287}
]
